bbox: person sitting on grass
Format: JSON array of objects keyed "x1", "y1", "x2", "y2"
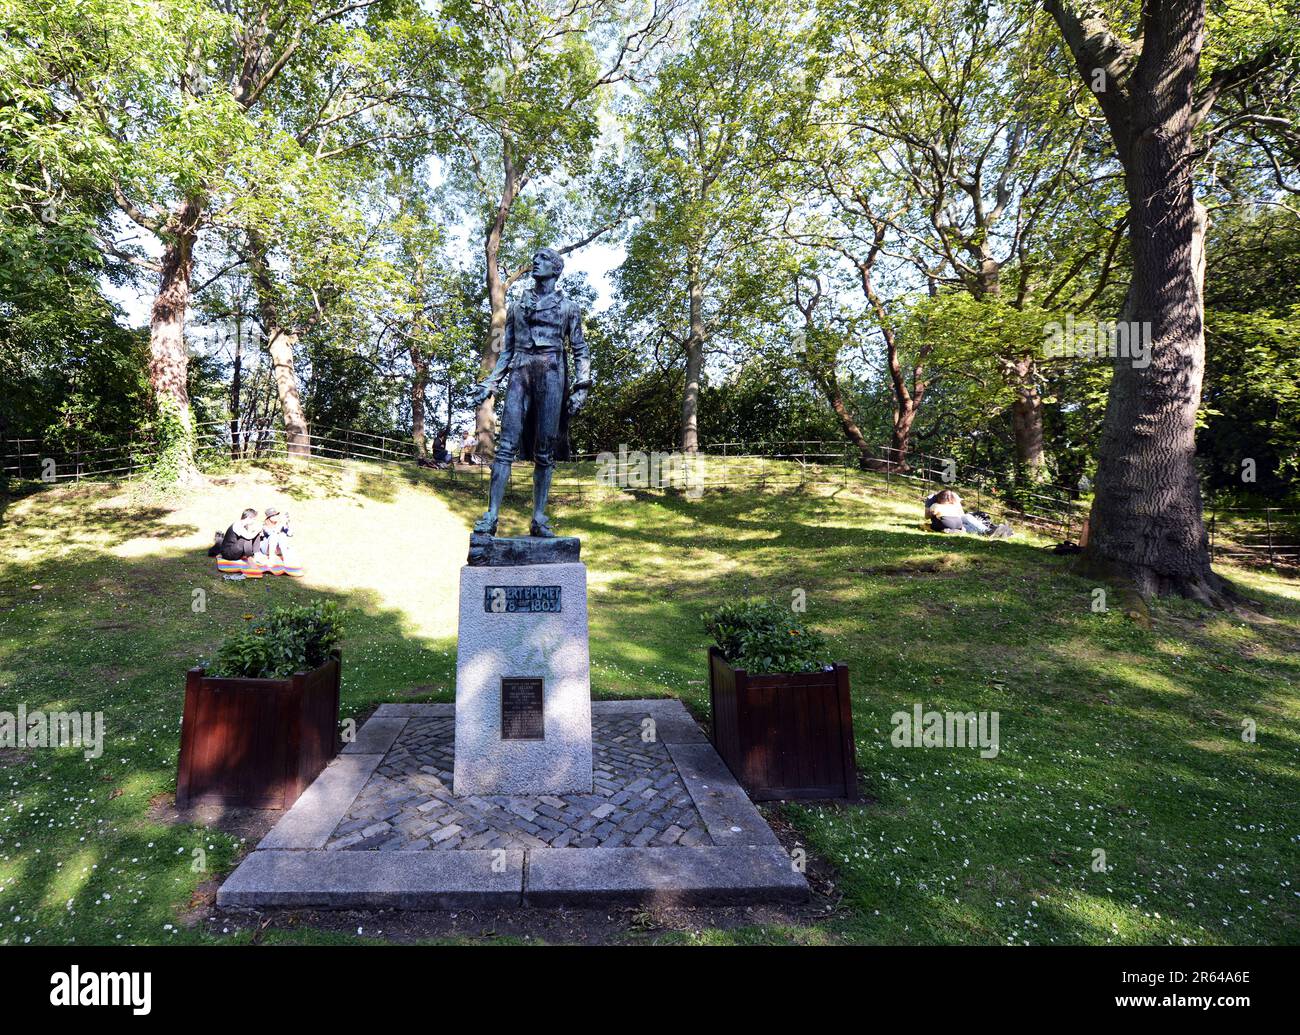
[
  {"x1": 210, "y1": 508, "x2": 263, "y2": 559},
  {"x1": 431, "y1": 431, "x2": 453, "y2": 465},
  {"x1": 254, "y1": 507, "x2": 295, "y2": 565},
  {"x1": 458, "y1": 428, "x2": 477, "y2": 464}
]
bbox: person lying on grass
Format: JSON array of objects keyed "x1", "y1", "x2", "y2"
[
  {"x1": 927, "y1": 489, "x2": 967, "y2": 533},
  {"x1": 926, "y1": 489, "x2": 1013, "y2": 538},
  {"x1": 209, "y1": 508, "x2": 263, "y2": 560}
]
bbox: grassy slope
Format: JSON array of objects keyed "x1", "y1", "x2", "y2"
[{"x1": 0, "y1": 458, "x2": 1296, "y2": 945}]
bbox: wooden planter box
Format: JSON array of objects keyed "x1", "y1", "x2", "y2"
[
  {"x1": 708, "y1": 647, "x2": 857, "y2": 801},
  {"x1": 176, "y1": 656, "x2": 341, "y2": 809}
]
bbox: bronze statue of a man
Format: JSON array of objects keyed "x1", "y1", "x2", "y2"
[{"x1": 470, "y1": 247, "x2": 591, "y2": 538}]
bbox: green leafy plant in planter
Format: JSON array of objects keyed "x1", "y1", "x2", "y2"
[
  {"x1": 209, "y1": 600, "x2": 343, "y2": 679},
  {"x1": 703, "y1": 599, "x2": 831, "y2": 674}
]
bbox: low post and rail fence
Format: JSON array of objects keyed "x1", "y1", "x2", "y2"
[{"x1": 4, "y1": 425, "x2": 1296, "y2": 572}]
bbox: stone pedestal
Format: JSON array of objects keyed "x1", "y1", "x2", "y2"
[{"x1": 453, "y1": 560, "x2": 593, "y2": 795}]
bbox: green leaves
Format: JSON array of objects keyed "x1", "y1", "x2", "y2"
[
  {"x1": 617, "y1": 0, "x2": 814, "y2": 361},
  {"x1": 703, "y1": 599, "x2": 831, "y2": 675},
  {"x1": 210, "y1": 600, "x2": 344, "y2": 679}
]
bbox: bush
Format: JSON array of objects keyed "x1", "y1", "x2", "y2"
[
  {"x1": 210, "y1": 600, "x2": 343, "y2": 679},
  {"x1": 702, "y1": 599, "x2": 831, "y2": 674}
]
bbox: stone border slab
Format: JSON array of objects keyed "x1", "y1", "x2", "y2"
[
  {"x1": 217, "y1": 849, "x2": 524, "y2": 909},
  {"x1": 258, "y1": 752, "x2": 387, "y2": 850},
  {"x1": 523, "y1": 846, "x2": 805, "y2": 906},
  {"x1": 374, "y1": 702, "x2": 454, "y2": 717},
  {"x1": 341, "y1": 716, "x2": 408, "y2": 755},
  {"x1": 667, "y1": 742, "x2": 779, "y2": 846},
  {"x1": 591, "y1": 699, "x2": 679, "y2": 712}
]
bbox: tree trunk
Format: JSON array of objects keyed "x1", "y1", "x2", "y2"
[
  {"x1": 824, "y1": 383, "x2": 875, "y2": 465},
  {"x1": 679, "y1": 251, "x2": 705, "y2": 453},
  {"x1": 266, "y1": 327, "x2": 310, "y2": 456},
  {"x1": 1009, "y1": 356, "x2": 1046, "y2": 479},
  {"x1": 230, "y1": 321, "x2": 242, "y2": 460},
  {"x1": 247, "y1": 232, "x2": 310, "y2": 457},
  {"x1": 411, "y1": 348, "x2": 429, "y2": 458},
  {"x1": 478, "y1": 260, "x2": 506, "y2": 460},
  {"x1": 148, "y1": 197, "x2": 202, "y2": 480},
  {"x1": 890, "y1": 402, "x2": 917, "y2": 471},
  {"x1": 1086, "y1": 198, "x2": 1223, "y2": 601},
  {"x1": 1052, "y1": 0, "x2": 1228, "y2": 604},
  {"x1": 884, "y1": 340, "x2": 924, "y2": 472},
  {"x1": 854, "y1": 249, "x2": 925, "y2": 472},
  {"x1": 445, "y1": 370, "x2": 454, "y2": 438},
  {"x1": 804, "y1": 346, "x2": 878, "y2": 468},
  {"x1": 477, "y1": 154, "x2": 523, "y2": 461}
]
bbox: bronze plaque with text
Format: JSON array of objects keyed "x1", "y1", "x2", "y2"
[{"x1": 500, "y1": 677, "x2": 544, "y2": 740}]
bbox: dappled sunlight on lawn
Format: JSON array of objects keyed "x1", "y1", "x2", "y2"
[
  {"x1": 39, "y1": 847, "x2": 99, "y2": 912},
  {"x1": 1, "y1": 460, "x2": 1298, "y2": 945}
]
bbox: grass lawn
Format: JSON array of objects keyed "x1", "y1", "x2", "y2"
[{"x1": 0, "y1": 457, "x2": 1297, "y2": 945}]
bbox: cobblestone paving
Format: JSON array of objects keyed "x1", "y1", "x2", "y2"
[{"x1": 325, "y1": 714, "x2": 713, "y2": 851}]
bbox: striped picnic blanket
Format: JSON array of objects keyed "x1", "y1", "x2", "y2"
[{"x1": 215, "y1": 557, "x2": 304, "y2": 578}]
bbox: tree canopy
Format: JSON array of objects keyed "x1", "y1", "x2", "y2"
[{"x1": 3, "y1": 0, "x2": 1298, "y2": 599}]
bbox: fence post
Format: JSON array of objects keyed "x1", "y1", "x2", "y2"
[{"x1": 1266, "y1": 510, "x2": 1275, "y2": 567}]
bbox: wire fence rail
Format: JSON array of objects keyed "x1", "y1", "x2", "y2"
[{"x1": 4, "y1": 424, "x2": 1297, "y2": 572}]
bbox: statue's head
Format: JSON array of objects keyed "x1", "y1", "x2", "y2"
[{"x1": 531, "y1": 247, "x2": 563, "y2": 280}]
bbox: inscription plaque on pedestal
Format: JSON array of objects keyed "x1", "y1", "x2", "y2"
[
  {"x1": 501, "y1": 677, "x2": 544, "y2": 740},
  {"x1": 484, "y1": 585, "x2": 562, "y2": 613}
]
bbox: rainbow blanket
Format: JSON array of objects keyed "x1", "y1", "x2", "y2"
[{"x1": 216, "y1": 557, "x2": 304, "y2": 579}]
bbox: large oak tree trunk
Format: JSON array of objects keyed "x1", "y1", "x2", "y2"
[
  {"x1": 1048, "y1": 0, "x2": 1228, "y2": 604},
  {"x1": 1087, "y1": 192, "x2": 1221, "y2": 601},
  {"x1": 148, "y1": 197, "x2": 202, "y2": 480}
]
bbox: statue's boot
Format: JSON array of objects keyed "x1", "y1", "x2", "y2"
[
  {"x1": 473, "y1": 460, "x2": 512, "y2": 535},
  {"x1": 530, "y1": 465, "x2": 555, "y2": 537}
]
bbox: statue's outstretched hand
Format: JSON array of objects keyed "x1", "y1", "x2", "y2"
[{"x1": 470, "y1": 382, "x2": 494, "y2": 408}]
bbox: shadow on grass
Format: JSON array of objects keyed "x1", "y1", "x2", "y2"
[
  {"x1": 4, "y1": 467, "x2": 1298, "y2": 945},
  {"x1": 0, "y1": 510, "x2": 453, "y2": 944}
]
